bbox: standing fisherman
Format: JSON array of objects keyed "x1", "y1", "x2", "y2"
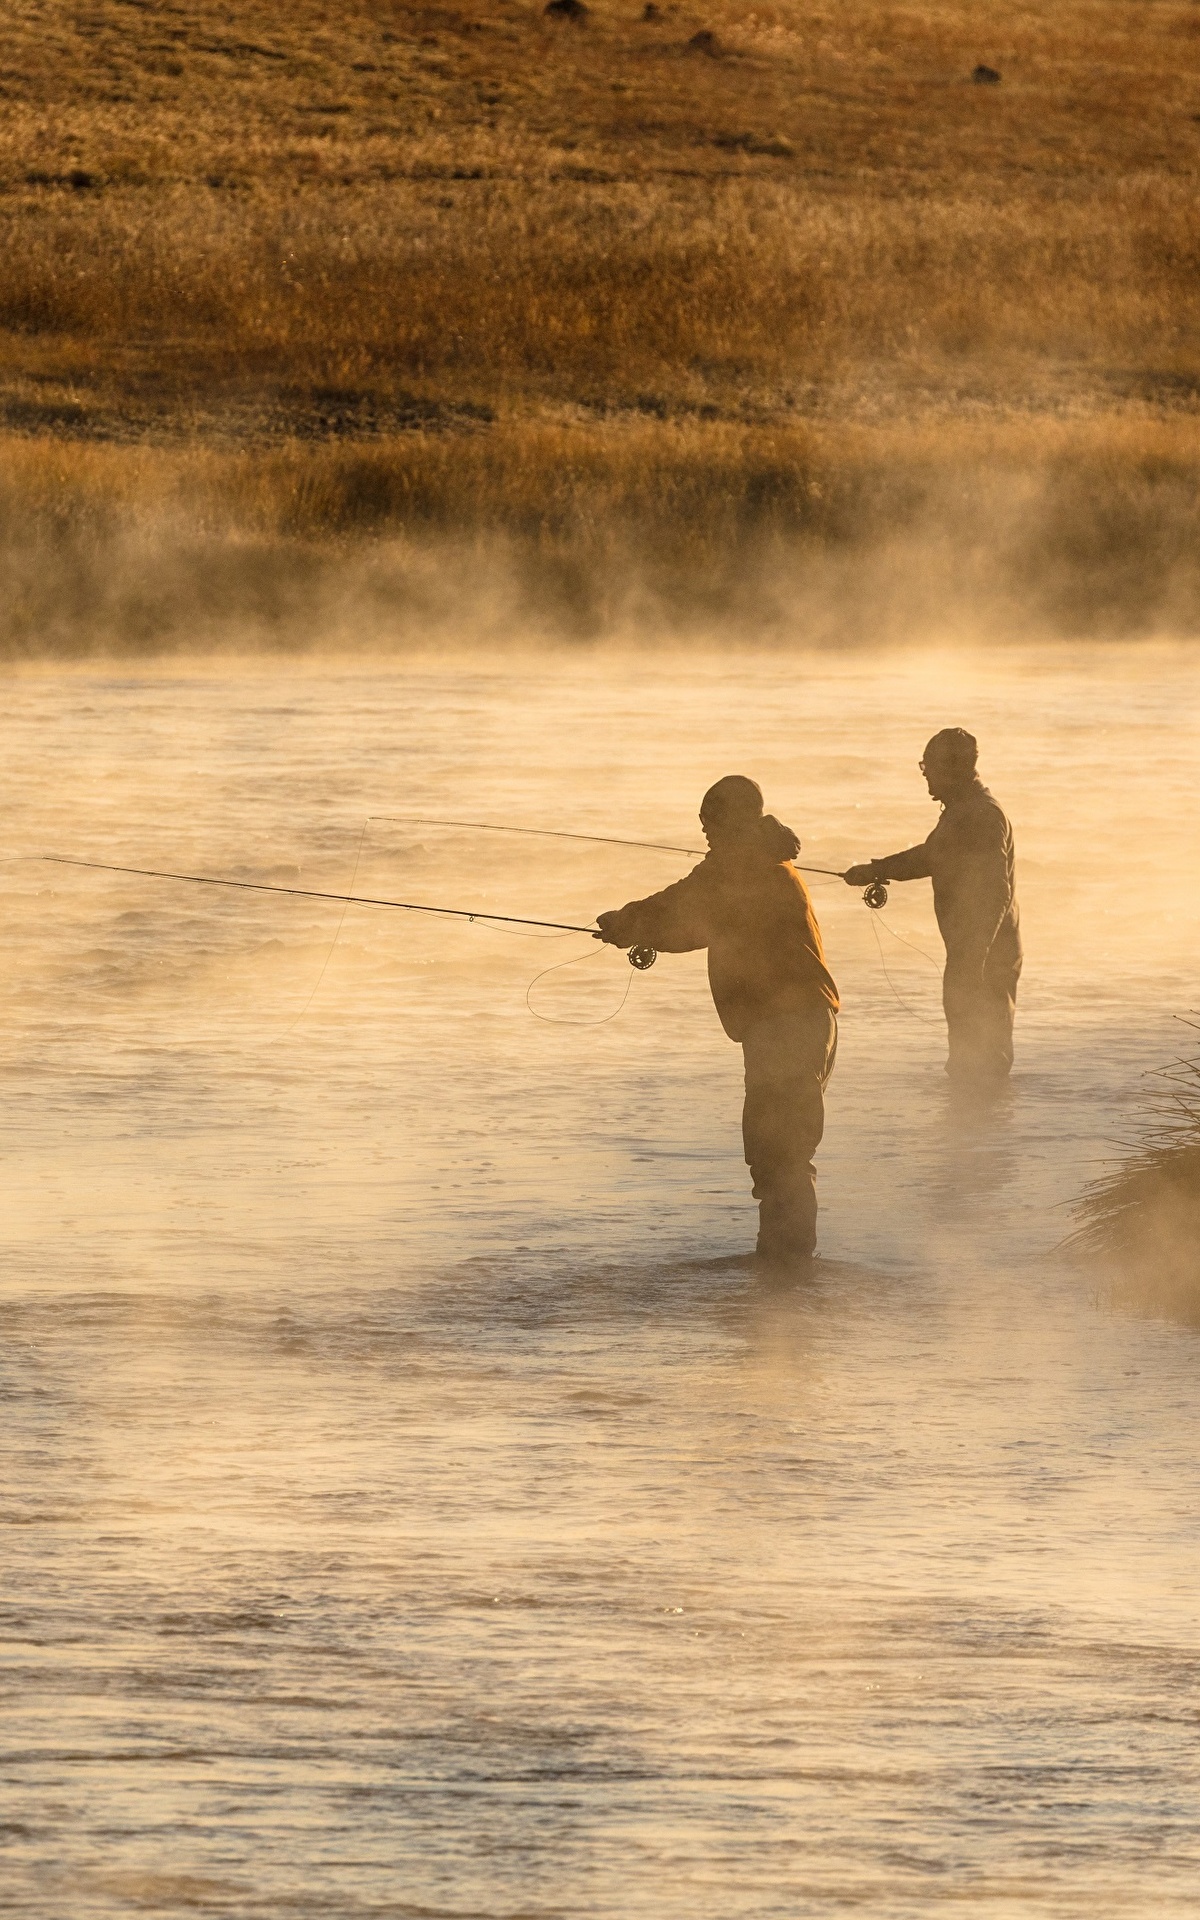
[
  {"x1": 595, "y1": 775, "x2": 839, "y2": 1265},
  {"x1": 843, "y1": 728, "x2": 1021, "y2": 1083}
]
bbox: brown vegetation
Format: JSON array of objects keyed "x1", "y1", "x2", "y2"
[
  {"x1": 1071, "y1": 1052, "x2": 1200, "y2": 1328},
  {"x1": 1, "y1": 0, "x2": 1198, "y2": 646}
]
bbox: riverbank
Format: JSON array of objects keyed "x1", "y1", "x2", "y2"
[
  {"x1": 5, "y1": 417, "x2": 1199, "y2": 651},
  {"x1": 2, "y1": 0, "x2": 1198, "y2": 648}
]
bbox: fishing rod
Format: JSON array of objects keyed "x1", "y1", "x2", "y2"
[
  {"x1": 371, "y1": 813, "x2": 863, "y2": 888},
  {"x1": 372, "y1": 813, "x2": 704, "y2": 857},
  {"x1": 44, "y1": 813, "x2": 890, "y2": 1004},
  {"x1": 41, "y1": 854, "x2": 660, "y2": 968}
]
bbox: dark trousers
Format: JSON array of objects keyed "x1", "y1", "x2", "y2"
[
  {"x1": 741, "y1": 1007, "x2": 838, "y2": 1258},
  {"x1": 942, "y1": 950, "x2": 1021, "y2": 1082}
]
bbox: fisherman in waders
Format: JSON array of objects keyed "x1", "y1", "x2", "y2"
[
  {"x1": 595, "y1": 775, "x2": 839, "y2": 1264},
  {"x1": 844, "y1": 728, "x2": 1021, "y2": 1084}
]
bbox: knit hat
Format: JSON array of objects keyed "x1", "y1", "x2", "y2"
[{"x1": 699, "y1": 774, "x2": 764, "y2": 824}]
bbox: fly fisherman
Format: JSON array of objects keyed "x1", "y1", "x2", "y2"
[
  {"x1": 844, "y1": 728, "x2": 1021, "y2": 1084},
  {"x1": 595, "y1": 775, "x2": 839, "y2": 1265}
]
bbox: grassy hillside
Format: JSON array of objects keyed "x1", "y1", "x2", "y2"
[{"x1": 2, "y1": 0, "x2": 1199, "y2": 646}]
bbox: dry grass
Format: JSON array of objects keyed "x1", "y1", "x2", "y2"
[
  {"x1": 1070, "y1": 1052, "x2": 1200, "y2": 1327},
  {"x1": 0, "y1": 0, "x2": 1198, "y2": 645}
]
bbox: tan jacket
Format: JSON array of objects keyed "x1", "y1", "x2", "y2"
[{"x1": 601, "y1": 819, "x2": 839, "y2": 1042}]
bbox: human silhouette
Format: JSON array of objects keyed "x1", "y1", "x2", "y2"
[
  {"x1": 844, "y1": 729, "x2": 1021, "y2": 1082},
  {"x1": 596, "y1": 775, "x2": 838, "y2": 1263}
]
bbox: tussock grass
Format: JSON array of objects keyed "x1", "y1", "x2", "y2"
[
  {"x1": 1, "y1": 0, "x2": 1198, "y2": 645},
  {"x1": 1071, "y1": 1052, "x2": 1200, "y2": 1327}
]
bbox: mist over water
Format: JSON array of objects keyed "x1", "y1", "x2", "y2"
[{"x1": 4, "y1": 643, "x2": 1199, "y2": 1917}]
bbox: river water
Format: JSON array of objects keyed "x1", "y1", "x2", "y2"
[{"x1": 2, "y1": 644, "x2": 1198, "y2": 1917}]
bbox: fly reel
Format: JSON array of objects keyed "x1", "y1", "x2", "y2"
[
  {"x1": 627, "y1": 945, "x2": 658, "y2": 969},
  {"x1": 862, "y1": 880, "x2": 889, "y2": 910}
]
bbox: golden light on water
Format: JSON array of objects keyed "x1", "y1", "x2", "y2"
[{"x1": 3, "y1": 644, "x2": 1199, "y2": 1914}]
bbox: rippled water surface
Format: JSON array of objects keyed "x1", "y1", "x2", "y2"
[{"x1": 3, "y1": 645, "x2": 1199, "y2": 1917}]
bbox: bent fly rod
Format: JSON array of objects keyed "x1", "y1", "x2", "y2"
[
  {"x1": 40, "y1": 854, "x2": 660, "y2": 969},
  {"x1": 371, "y1": 814, "x2": 889, "y2": 906}
]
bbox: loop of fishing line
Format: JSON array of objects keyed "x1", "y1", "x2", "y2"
[
  {"x1": 525, "y1": 940, "x2": 638, "y2": 1027},
  {"x1": 867, "y1": 908, "x2": 939, "y2": 1023},
  {"x1": 874, "y1": 911, "x2": 941, "y2": 969},
  {"x1": 848, "y1": 875, "x2": 942, "y2": 1020},
  {"x1": 41, "y1": 847, "x2": 650, "y2": 1029}
]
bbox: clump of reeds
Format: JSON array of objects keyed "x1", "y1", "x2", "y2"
[{"x1": 1070, "y1": 1042, "x2": 1200, "y2": 1326}]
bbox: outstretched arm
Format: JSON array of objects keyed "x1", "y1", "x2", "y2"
[
  {"x1": 596, "y1": 870, "x2": 710, "y2": 952},
  {"x1": 844, "y1": 843, "x2": 933, "y2": 888}
]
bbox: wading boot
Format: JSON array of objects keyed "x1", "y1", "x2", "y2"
[{"x1": 755, "y1": 1199, "x2": 816, "y2": 1269}]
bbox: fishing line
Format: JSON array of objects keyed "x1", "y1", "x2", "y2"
[
  {"x1": 288, "y1": 816, "x2": 587, "y2": 1025},
  {"x1": 526, "y1": 941, "x2": 636, "y2": 1027},
  {"x1": 463, "y1": 922, "x2": 582, "y2": 940},
  {"x1": 868, "y1": 908, "x2": 938, "y2": 1023},
  {"x1": 44, "y1": 850, "x2": 658, "y2": 1032},
  {"x1": 874, "y1": 912, "x2": 942, "y2": 970},
  {"x1": 278, "y1": 814, "x2": 372, "y2": 1034},
  {"x1": 366, "y1": 816, "x2": 902, "y2": 1030},
  {"x1": 45, "y1": 839, "x2": 927, "y2": 1033}
]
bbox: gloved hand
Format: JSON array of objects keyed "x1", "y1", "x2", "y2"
[
  {"x1": 595, "y1": 910, "x2": 625, "y2": 944},
  {"x1": 843, "y1": 863, "x2": 877, "y2": 887}
]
